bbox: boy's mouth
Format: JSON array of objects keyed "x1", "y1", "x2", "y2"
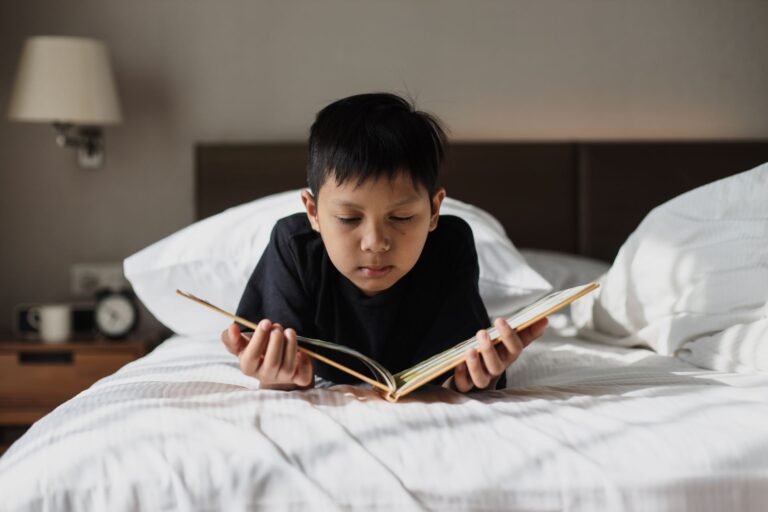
[{"x1": 358, "y1": 265, "x2": 393, "y2": 278}]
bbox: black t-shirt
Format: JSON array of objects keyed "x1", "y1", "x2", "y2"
[{"x1": 236, "y1": 212, "x2": 505, "y2": 389}]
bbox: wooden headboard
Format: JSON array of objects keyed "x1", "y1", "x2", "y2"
[{"x1": 196, "y1": 141, "x2": 768, "y2": 262}]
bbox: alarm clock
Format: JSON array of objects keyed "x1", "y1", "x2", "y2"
[{"x1": 94, "y1": 288, "x2": 139, "y2": 339}]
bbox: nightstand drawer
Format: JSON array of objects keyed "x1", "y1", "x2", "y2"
[{"x1": 0, "y1": 350, "x2": 135, "y2": 408}]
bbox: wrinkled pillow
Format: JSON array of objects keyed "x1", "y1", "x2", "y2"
[
  {"x1": 572, "y1": 163, "x2": 768, "y2": 372},
  {"x1": 519, "y1": 249, "x2": 610, "y2": 332},
  {"x1": 125, "y1": 191, "x2": 551, "y2": 336},
  {"x1": 519, "y1": 249, "x2": 609, "y2": 291}
]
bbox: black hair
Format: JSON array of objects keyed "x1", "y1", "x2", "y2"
[{"x1": 307, "y1": 92, "x2": 447, "y2": 199}]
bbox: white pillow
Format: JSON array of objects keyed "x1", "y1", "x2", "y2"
[
  {"x1": 572, "y1": 163, "x2": 768, "y2": 372},
  {"x1": 519, "y1": 249, "x2": 609, "y2": 291},
  {"x1": 124, "y1": 191, "x2": 551, "y2": 336},
  {"x1": 518, "y1": 249, "x2": 610, "y2": 333}
]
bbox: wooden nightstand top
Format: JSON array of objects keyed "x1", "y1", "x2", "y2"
[
  {"x1": 0, "y1": 338, "x2": 151, "y2": 453},
  {"x1": 0, "y1": 339, "x2": 149, "y2": 355}
]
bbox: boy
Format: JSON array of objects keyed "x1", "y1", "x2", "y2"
[{"x1": 220, "y1": 93, "x2": 547, "y2": 393}]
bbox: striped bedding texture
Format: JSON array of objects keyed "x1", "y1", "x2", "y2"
[{"x1": 1, "y1": 329, "x2": 767, "y2": 511}]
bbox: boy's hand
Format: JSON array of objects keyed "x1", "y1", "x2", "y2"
[
  {"x1": 220, "y1": 320, "x2": 314, "y2": 390},
  {"x1": 447, "y1": 317, "x2": 548, "y2": 393}
]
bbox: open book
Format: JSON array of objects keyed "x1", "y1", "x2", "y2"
[{"x1": 177, "y1": 282, "x2": 599, "y2": 402}]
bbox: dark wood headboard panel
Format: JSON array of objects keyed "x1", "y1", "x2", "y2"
[
  {"x1": 440, "y1": 144, "x2": 577, "y2": 254},
  {"x1": 579, "y1": 143, "x2": 768, "y2": 260},
  {"x1": 196, "y1": 141, "x2": 768, "y2": 262},
  {"x1": 196, "y1": 144, "x2": 308, "y2": 217}
]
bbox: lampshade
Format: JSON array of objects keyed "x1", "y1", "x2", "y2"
[{"x1": 7, "y1": 36, "x2": 122, "y2": 125}]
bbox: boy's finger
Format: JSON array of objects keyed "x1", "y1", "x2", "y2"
[
  {"x1": 238, "y1": 331, "x2": 252, "y2": 352},
  {"x1": 262, "y1": 326, "x2": 286, "y2": 379},
  {"x1": 282, "y1": 328, "x2": 298, "y2": 376},
  {"x1": 478, "y1": 330, "x2": 505, "y2": 376},
  {"x1": 236, "y1": 332, "x2": 254, "y2": 358},
  {"x1": 240, "y1": 323, "x2": 270, "y2": 376},
  {"x1": 495, "y1": 343, "x2": 510, "y2": 362},
  {"x1": 465, "y1": 348, "x2": 492, "y2": 390},
  {"x1": 518, "y1": 318, "x2": 548, "y2": 347},
  {"x1": 494, "y1": 318, "x2": 524, "y2": 364},
  {"x1": 220, "y1": 323, "x2": 245, "y2": 355},
  {"x1": 221, "y1": 325, "x2": 237, "y2": 354},
  {"x1": 453, "y1": 362, "x2": 473, "y2": 393},
  {"x1": 232, "y1": 324, "x2": 252, "y2": 354},
  {"x1": 294, "y1": 351, "x2": 314, "y2": 387}
]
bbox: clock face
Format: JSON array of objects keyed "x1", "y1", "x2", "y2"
[{"x1": 95, "y1": 295, "x2": 137, "y2": 338}]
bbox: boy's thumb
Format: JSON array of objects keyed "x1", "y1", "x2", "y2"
[{"x1": 294, "y1": 351, "x2": 313, "y2": 386}]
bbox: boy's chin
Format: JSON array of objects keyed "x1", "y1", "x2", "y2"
[{"x1": 350, "y1": 274, "x2": 402, "y2": 297}]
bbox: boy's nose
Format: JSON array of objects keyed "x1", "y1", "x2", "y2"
[{"x1": 360, "y1": 223, "x2": 391, "y2": 253}]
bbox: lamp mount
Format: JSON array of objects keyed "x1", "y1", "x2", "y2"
[{"x1": 52, "y1": 122, "x2": 104, "y2": 168}]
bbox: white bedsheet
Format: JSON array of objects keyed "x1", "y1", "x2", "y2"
[{"x1": 1, "y1": 329, "x2": 767, "y2": 511}]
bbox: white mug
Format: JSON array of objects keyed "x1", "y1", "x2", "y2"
[{"x1": 27, "y1": 304, "x2": 72, "y2": 343}]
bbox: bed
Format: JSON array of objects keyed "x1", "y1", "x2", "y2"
[{"x1": 1, "y1": 141, "x2": 767, "y2": 511}]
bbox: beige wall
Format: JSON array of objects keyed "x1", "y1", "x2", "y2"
[{"x1": 1, "y1": 0, "x2": 767, "y2": 337}]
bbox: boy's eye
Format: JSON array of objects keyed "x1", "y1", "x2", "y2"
[{"x1": 335, "y1": 215, "x2": 413, "y2": 225}]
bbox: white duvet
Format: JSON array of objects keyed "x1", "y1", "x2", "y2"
[
  {"x1": 2, "y1": 328, "x2": 767, "y2": 511},
  {"x1": 572, "y1": 163, "x2": 768, "y2": 373}
]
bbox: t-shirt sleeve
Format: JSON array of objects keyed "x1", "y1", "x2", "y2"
[{"x1": 235, "y1": 221, "x2": 313, "y2": 335}]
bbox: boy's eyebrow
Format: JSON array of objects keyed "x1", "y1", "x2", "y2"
[{"x1": 331, "y1": 196, "x2": 422, "y2": 209}]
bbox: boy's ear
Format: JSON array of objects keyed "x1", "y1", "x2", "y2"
[
  {"x1": 429, "y1": 187, "x2": 446, "y2": 231},
  {"x1": 301, "y1": 189, "x2": 321, "y2": 232}
]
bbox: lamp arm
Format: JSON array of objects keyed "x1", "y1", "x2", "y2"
[{"x1": 52, "y1": 123, "x2": 102, "y2": 156}]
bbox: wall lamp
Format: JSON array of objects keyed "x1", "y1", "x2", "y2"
[{"x1": 7, "y1": 36, "x2": 122, "y2": 169}]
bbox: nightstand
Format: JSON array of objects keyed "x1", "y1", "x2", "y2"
[{"x1": 0, "y1": 340, "x2": 148, "y2": 454}]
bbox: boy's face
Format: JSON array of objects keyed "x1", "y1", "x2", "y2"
[{"x1": 301, "y1": 172, "x2": 445, "y2": 296}]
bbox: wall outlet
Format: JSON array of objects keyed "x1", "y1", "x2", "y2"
[{"x1": 70, "y1": 263, "x2": 129, "y2": 296}]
